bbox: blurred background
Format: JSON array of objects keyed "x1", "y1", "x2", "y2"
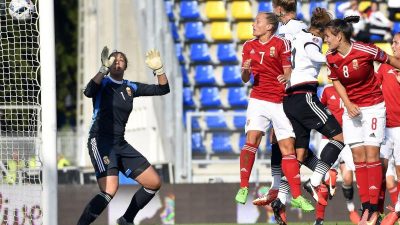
[{"x1": 0, "y1": 0, "x2": 399, "y2": 224}]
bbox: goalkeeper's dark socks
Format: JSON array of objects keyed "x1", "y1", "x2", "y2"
[
  {"x1": 77, "y1": 192, "x2": 113, "y2": 225},
  {"x1": 123, "y1": 186, "x2": 157, "y2": 223},
  {"x1": 270, "y1": 143, "x2": 282, "y2": 190}
]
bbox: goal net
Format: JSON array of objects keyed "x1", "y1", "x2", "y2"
[{"x1": 0, "y1": 0, "x2": 42, "y2": 224}]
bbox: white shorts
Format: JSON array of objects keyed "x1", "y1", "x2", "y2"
[
  {"x1": 380, "y1": 127, "x2": 400, "y2": 165},
  {"x1": 319, "y1": 139, "x2": 355, "y2": 171},
  {"x1": 386, "y1": 156, "x2": 397, "y2": 178},
  {"x1": 245, "y1": 98, "x2": 295, "y2": 141},
  {"x1": 342, "y1": 102, "x2": 386, "y2": 147}
]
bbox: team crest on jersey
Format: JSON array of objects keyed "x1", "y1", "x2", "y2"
[
  {"x1": 103, "y1": 156, "x2": 110, "y2": 165},
  {"x1": 250, "y1": 49, "x2": 255, "y2": 54},
  {"x1": 270, "y1": 47, "x2": 275, "y2": 57},
  {"x1": 312, "y1": 37, "x2": 319, "y2": 43},
  {"x1": 352, "y1": 59, "x2": 359, "y2": 70},
  {"x1": 126, "y1": 87, "x2": 132, "y2": 96}
]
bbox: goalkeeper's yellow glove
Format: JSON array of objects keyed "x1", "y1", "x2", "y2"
[
  {"x1": 145, "y1": 49, "x2": 165, "y2": 76},
  {"x1": 99, "y1": 46, "x2": 115, "y2": 75}
]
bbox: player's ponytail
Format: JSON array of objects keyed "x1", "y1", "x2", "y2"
[{"x1": 325, "y1": 16, "x2": 358, "y2": 43}]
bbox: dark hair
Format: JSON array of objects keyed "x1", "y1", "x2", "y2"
[
  {"x1": 310, "y1": 7, "x2": 332, "y2": 32},
  {"x1": 109, "y1": 51, "x2": 128, "y2": 69},
  {"x1": 324, "y1": 16, "x2": 360, "y2": 42},
  {"x1": 272, "y1": 0, "x2": 297, "y2": 13},
  {"x1": 259, "y1": 12, "x2": 279, "y2": 34}
]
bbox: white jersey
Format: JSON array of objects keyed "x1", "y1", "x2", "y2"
[
  {"x1": 287, "y1": 30, "x2": 324, "y2": 88},
  {"x1": 277, "y1": 19, "x2": 308, "y2": 43}
]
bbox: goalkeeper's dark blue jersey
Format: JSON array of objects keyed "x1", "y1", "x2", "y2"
[{"x1": 83, "y1": 76, "x2": 170, "y2": 139}]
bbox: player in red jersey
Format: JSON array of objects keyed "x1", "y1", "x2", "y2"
[
  {"x1": 235, "y1": 11, "x2": 314, "y2": 213},
  {"x1": 324, "y1": 16, "x2": 400, "y2": 223},
  {"x1": 376, "y1": 32, "x2": 400, "y2": 225}
]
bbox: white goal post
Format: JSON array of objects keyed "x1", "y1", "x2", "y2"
[{"x1": 0, "y1": 0, "x2": 57, "y2": 224}]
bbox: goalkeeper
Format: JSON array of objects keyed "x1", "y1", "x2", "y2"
[{"x1": 77, "y1": 47, "x2": 170, "y2": 225}]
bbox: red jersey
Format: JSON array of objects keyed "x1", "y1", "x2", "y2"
[
  {"x1": 376, "y1": 64, "x2": 400, "y2": 127},
  {"x1": 242, "y1": 35, "x2": 291, "y2": 103},
  {"x1": 320, "y1": 85, "x2": 344, "y2": 126},
  {"x1": 326, "y1": 42, "x2": 388, "y2": 107}
]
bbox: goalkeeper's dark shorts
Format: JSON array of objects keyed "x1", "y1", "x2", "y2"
[{"x1": 87, "y1": 135, "x2": 151, "y2": 179}]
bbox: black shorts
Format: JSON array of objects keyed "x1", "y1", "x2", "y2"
[
  {"x1": 87, "y1": 136, "x2": 151, "y2": 179},
  {"x1": 283, "y1": 92, "x2": 342, "y2": 149}
]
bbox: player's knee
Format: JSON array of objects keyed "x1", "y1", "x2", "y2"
[
  {"x1": 146, "y1": 175, "x2": 162, "y2": 190},
  {"x1": 320, "y1": 140, "x2": 345, "y2": 167}
]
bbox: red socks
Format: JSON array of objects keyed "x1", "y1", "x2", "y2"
[
  {"x1": 315, "y1": 184, "x2": 329, "y2": 220},
  {"x1": 239, "y1": 143, "x2": 257, "y2": 188},
  {"x1": 389, "y1": 185, "x2": 399, "y2": 205},
  {"x1": 355, "y1": 162, "x2": 369, "y2": 203},
  {"x1": 367, "y1": 161, "x2": 382, "y2": 205},
  {"x1": 281, "y1": 154, "x2": 301, "y2": 198}
]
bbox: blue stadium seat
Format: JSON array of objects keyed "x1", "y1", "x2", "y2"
[
  {"x1": 258, "y1": 1, "x2": 272, "y2": 12},
  {"x1": 180, "y1": 1, "x2": 200, "y2": 20},
  {"x1": 233, "y1": 110, "x2": 246, "y2": 129},
  {"x1": 205, "y1": 110, "x2": 227, "y2": 128},
  {"x1": 309, "y1": 1, "x2": 327, "y2": 17},
  {"x1": 370, "y1": 34, "x2": 383, "y2": 42},
  {"x1": 192, "y1": 132, "x2": 206, "y2": 153},
  {"x1": 217, "y1": 43, "x2": 238, "y2": 63},
  {"x1": 228, "y1": 87, "x2": 248, "y2": 107},
  {"x1": 212, "y1": 132, "x2": 233, "y2": 153},
  {"x1": 194, "y1": 65, "x2": 216, "y2": 85},
  {"x1": 222, "y1": 65, "x2": 242, "y2": 85},
  {"x1": 165, "y1": 1, "x2": 174, "y2": 21},
  {"x1": 169, "y1": 22, "x2": 179, "y2": 42},
  {"x1": 239, "y1": 133, "x2": 246, "y2": 150},
  {"x1": 297, "y1": 1, "x2": 304, "y2": 20},
  {"x1": 175, "y1": 43, "x2": 185, "y2": 63},
  {"x1": 183, "y1": 87, "x2": 195, "y2": 107},
  {"x1": 335, "y1": 1, "x2": 345, "y2": 19},
  {"x1": 183, "y1": 110, "x2": 200, "y2": 129},
  {"x1": 393, "y1": 22, "x2": 400, "y2": 35},
  {"x1": 181, "y1": 65, "x2": 190, "y2": 86},
  {"x1": 190, "y1": 43, "x2": 212, "y2": 63},
  {"x1": 200, "y1": 87, "x2": 221, "y2": 107},
  {"x1": 185, "y1": 22, "x2": 206, "y2": 41}
]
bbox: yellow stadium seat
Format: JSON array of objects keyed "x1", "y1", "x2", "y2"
[
  {"x1": 205, "y1": 1, "x2": 227, "y2": 20},
  {"x1": 358, "y1": 1, "x2": 371, "y2": 13},
  {"x1": 211, "y1": 22, "x2": 233, "y2": 41},
  {"x1": 375, "y1": 43, "x2": 393, "y2": 55},
  {"x1": 395, "y1": 12, "x2": 400, "y2": 21},
  {"x1": 322, "y1": 43, "x2": 329, "y2": 54},
  {"x1": 237, "y1": 22, "x2": 253, "y2": 41},
  {"x1": 231, "y1": 1, "x2": 253, "y2": 20}
]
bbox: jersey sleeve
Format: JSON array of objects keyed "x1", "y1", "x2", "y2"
[
  {"x1": 131, "y1": 82, "x2": 170, "y2": 97},
  {"x1": 83, "y1": 79, "x2": 101, "y2": 98},
  {"x1": 326, "y1": 56, "x2": 339, "y2": 80},
  {"x1": 241, "y1": 41, "x2": 251, "y2": 67},
  {"x1": 280, "y1": 39, "x2": 292, "y2": 68},
  {"x1": 370, "y1": 44, "x2": 389, "y2": 63}
]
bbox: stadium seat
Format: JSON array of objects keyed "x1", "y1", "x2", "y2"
[
  {"x1": 296, "y1": 1, "x2": 304, "y2": 21},
  {"x1": 258, "y1": 1, "x2": 272, "y2": 12},
  {"x1": 231, "y1": 1, "x2": 253, "y2": 20},
  {"x1": 205, "y1": 1, "x2": 227, "y2": 20},
  {"x1": 192, "y1": 132, "x2": 206, "y2": 153},
  {"x1": 165, "y1": 1, "x2": 174, "y2": 21},
  {"x1": 322, "y1": 43, "x2": 329, "y2": 54},
  {"x1": 334, "y1": 1, "x2": 345, "y2": 19},
  {"x1": 393, "y1": 22, "x2": 400, "y2": 35},
  {"x1": 200, "y1": 87, "x2": 222, "y2": 107},
  {"x1": 238, "y1": 133, "x2": 246, "y2": 149},
  {"x1": 370, "y1": 34, "x2": 383, "y2": 42},
  {"x1": 237, "y1": 22, "x2": 253, "y2": 41},
  {"x1": 212, "y1": 132, "x2": 233, "y2": 153},
  {"x1": 175, "y1": 43, "x2": 185, "y2": 63},
  {"x1": 169, "y1": 22, "x2": 180, "y2": 42},
  {"x1": 181, "y1": 65, "x2": 190, "y2": 86},
  {"x1": 180, "y1": 1, "x2": 200, "y2": 20},
  {"x1": 183, "y1": 87, "x2": 195, "y2": 107},
  {"x1": 309, "y1": 1, "x2": 327, "y2": 17},
  {"x1": 376, "y1": 43, "x2": 393, "y2": 55},
  {"x1": 222, "y1": 65, "x2": 242, "y2": 85},
  {"x1": 194, "y1": 65, "x2": 216, "y2": 85},
  {"x1": 184, "y1": 22, "x2": 206, "y2": 41},
  {"x1": 210, "y1": 22, "x2": 233, "y2": 41},
  {"x1": 205, "y1": 110, "x2": 227, "y2": 128},
  {"x1": 233, "y1": 110, "x2": 246, "y2": 129},
  {"x1": 217, "y1": 43, "x2": 238, "y2": 63},
  {"x1": 183, "y1": 110, "x2": 200, "y2": 129},
  {"x1": 228, "y1": 87, "x2": 248, "y2": 107},
  {"x1": 190, "y1": 43, "x2": 211, "y2": 63}
]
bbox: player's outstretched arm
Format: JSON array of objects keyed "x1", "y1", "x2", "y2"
[
  {"x1": 332, "y1": 80, "x2": 360, "y2": 118},
  {"x1": 145, "y1": 49, "x2": 169, "y2": 86},
  {"x1": 387, "y1": 55, "x2": 400, "y2": 75}
]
